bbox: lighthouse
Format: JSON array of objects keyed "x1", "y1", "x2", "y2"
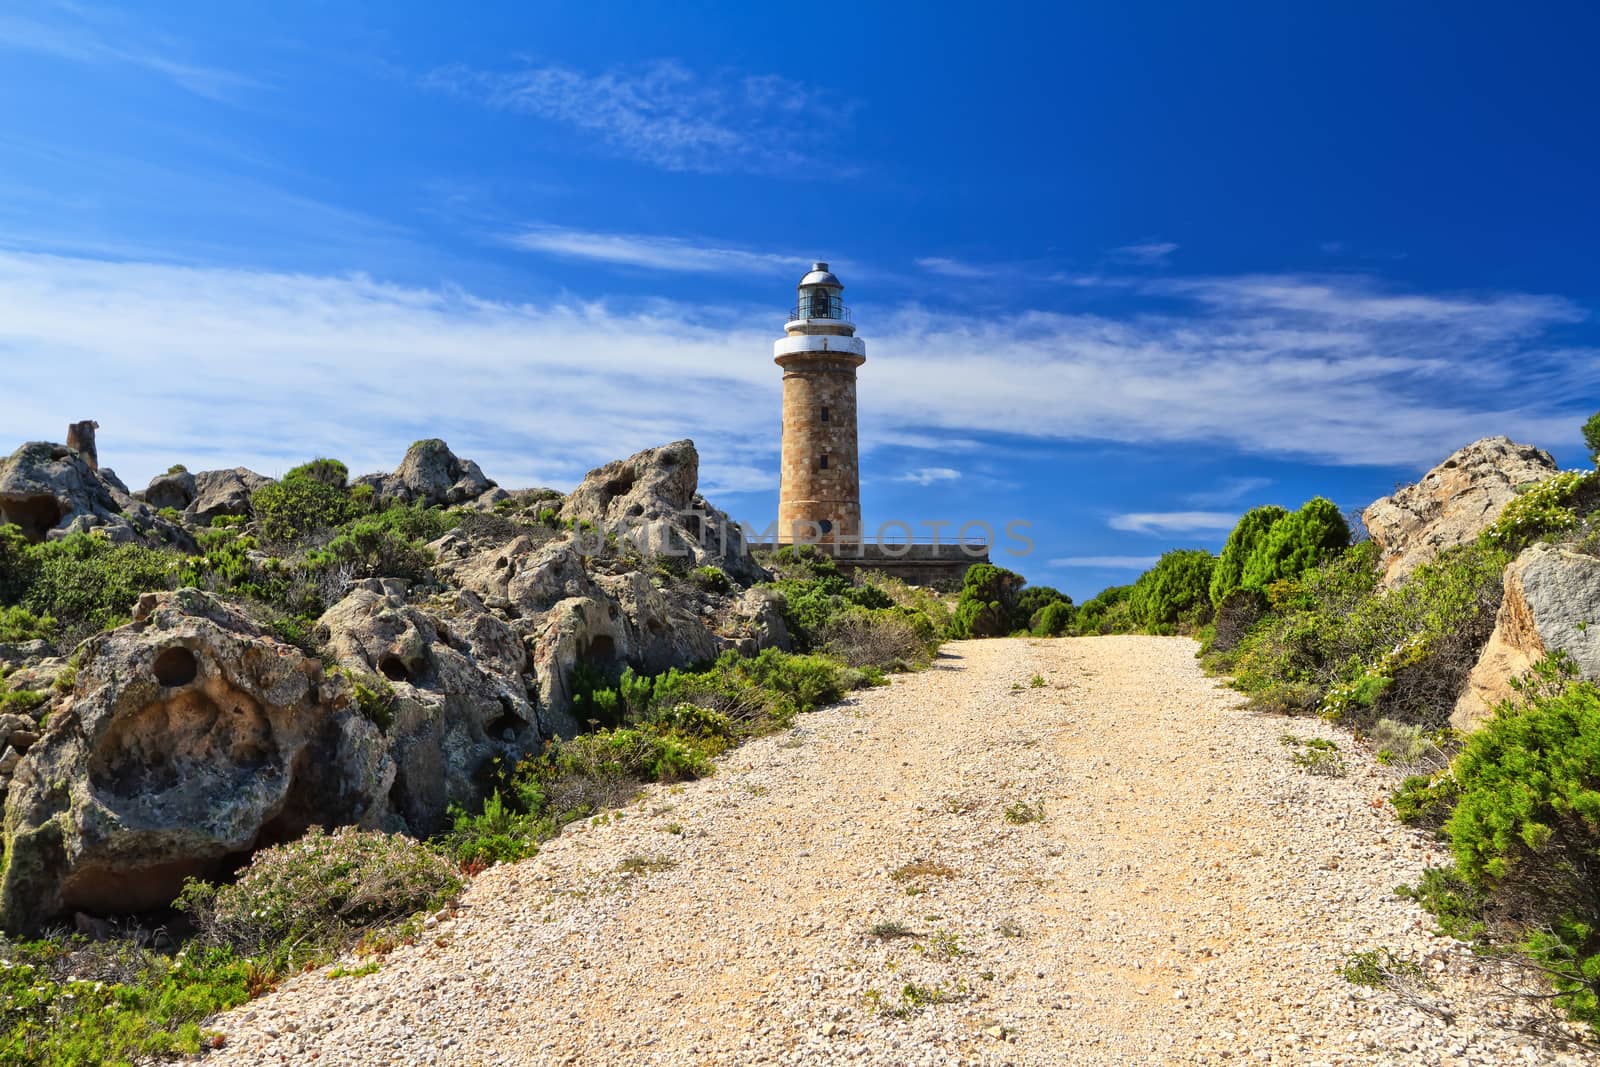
[{"x1": 775, "y1": 262, "x2": 866, "y2": 544}]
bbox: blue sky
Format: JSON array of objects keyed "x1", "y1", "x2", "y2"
[{"x1": 3, "y1": 1, "x2": 1599, "y2": 600}]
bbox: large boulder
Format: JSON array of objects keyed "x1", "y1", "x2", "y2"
[
  {"x1": 141, "y1": 468, "x2": 197, "y2": 512},
  {"x1": 0, "y1": 590, "x2": 392, "y2": 932},
  {"x1": 0, "y1": 442, "x2": 125, "y2": 542},
  {"x1": 355, "y1": 439, "x2": 495, "y2": 508},
  {"x1": 1363, "y1": 436, "x2": 1559, "y2": 586},
  {"x1": 1453, "y1": 542, "x2": 1600, "y2": 732},
  {"x1": 184, "y1": 467, "x2": 274, "y2": 526},
  {"x1": 317, "y1": 585, "x2": 541, "y2": 834},
  {"x1": 561, "y1": 440, "x2": 769, "y2": 586}
]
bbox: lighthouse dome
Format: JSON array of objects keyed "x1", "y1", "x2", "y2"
[{"x1": 798, "y1": 262, "x2": 842, "y2": 288}]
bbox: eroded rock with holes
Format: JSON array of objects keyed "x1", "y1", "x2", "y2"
[
  {"x1": 0, "y1": 441, "x2": 127, "y2": 543},
  {"x1": 1363, "y1": 436, "x2": 1560, "y2": 586},
  {"x1": 318, "y1": 585, "x2": 540, "y2": 834},
  {"x1": 1453, "y1": 542, "x2": 1600, "y2": 732},
  {"x1": 0, "y1": 590, "x2": 392, "y2": 933},
  {"x1": 355, "y1": 439, "x2": 495, "y2": 508},
  {"x1": 561, "y1": 440, "x2": 769, "y2": 587}
]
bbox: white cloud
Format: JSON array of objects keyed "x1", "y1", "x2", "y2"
[
  {"x1": 895, "y1": 467, "x2": 961, "y2": 486},
  {"x1": 0, "y1": 12, "x2": 261, "y2": 101},
  {"x1": 1048, "y1": 556, "x2": 1161, "y2": 569},
  {"x1": 1, "y1": 251, "x2": 1594, "y2": 500},
  {"x1": 1184, "y1": 477, "x2": 1272, "y2": 507},
  {"x1": 509, "y1": 227, "x2": 805, "y2": 275},
  {"x1": 1112, "y1": 241, "x2": 1179, "y2": 265},
  {"x1": 916, "y1": 257, "x2": 994, "y2": 280},
  {"x1": 424, "y1": 60, "x2": 851, "y2": 174},
  {"x1": 1107, "y1": 512, "x2": 1240, "y2": 534}
]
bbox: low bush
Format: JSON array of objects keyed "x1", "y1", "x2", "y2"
[
  {"x1": 0, "y1": 937, "x2": 256, "y2": 1065},
  {"x1": 1128, "y1": 549, "x2": 1215, "y2": 633},
  {"x1": 1210, "y1": 505, "x2": 1288, "y2": 607},
  {"x1": 1239, "y1": 497, "x2": 1350, "y2": 592},
  {"x1": 252, "y1": 459, "x2": 368, "y2": 544},
  {"x1": 177, "y1": 827, "x2": 460, "y2": 964},
  {"x1": 1073, "y1": 584, "x2": 1133, "y2": 635},
  {"x1": 1029, "y1": 599, "x2": 1075, "y2": 637},
  {"x1": 819, "y1": 606, "x2": 939, "y2": 671},
  {"x1": 949, "y1": 564, "x2": 1025, "y2": 638},
  {"x1": 1484, "y1": 469, "x2": 1598, "y2": 551},
  {"x1": 17, "y1": 533, "x2": 179, "y2": 641},
  {"x1": 0, "y1": 606, "x2": 53, "y2": 643}
]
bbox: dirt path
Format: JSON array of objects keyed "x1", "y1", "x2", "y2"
[{"x1": 208, "y1": 637, "x2": 1596, "y2": 1066}]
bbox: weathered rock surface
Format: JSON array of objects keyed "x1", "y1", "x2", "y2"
[
  {"x1": 561, "y1": 440, "x2": 768, "y2": 586},
  {"x1": 1453, "y1": 542, "x2": 1600, "y2": 731},
  {"x1": 0, "y1": 590, "x2": 392, "y2": 932},
  {"x1": 1363, "y1": 436, "x2": 1559, "y2": 585},
  {"x1": 0, "y1": 442, "x2": 126, "y2": 542},
  {"x1": 141, "y1": 468, "x2": 197, "y2": 512},
  {"x1": 318, "y1": 585, "x2": 541, "y2": 834},
  {"x1": 185, "y1": 467, "x2": 274, "y2": 526},
  {"x1": 356, "y1": 439, "x2": 495, "y2": 508}
]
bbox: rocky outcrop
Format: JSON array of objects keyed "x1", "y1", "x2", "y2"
[
  {"x1": 561, "y1": 440, "x2": 768, "y2": 586},
  {"x1": 318, "y1": 584, "x2": 541, "y2": 834},
  {"x1": 356, "y1": 439, "x2": 496, "y2": 508},
  {"x1": 1363, "y1": 436, "x2": 1559, "y2": 586},
  {"x1": 0, "y1": 590, "x2": 392, "y2": 932},
  {"x1": 185, "y1": 467, "x2": 274, "y2": 526},
  {"x1": 0, "y1": 442, "x2": 126, "y2": 542},
  {"x1": 141, "y1": 469, "x2": 197, "y2": 512},
  {"x1": 1453, "y1": 542, "x2": 1600, "y2": 732}
]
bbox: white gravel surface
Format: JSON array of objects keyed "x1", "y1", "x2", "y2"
[{"x1": 204, "y1": 636, "x2": 1599, "y2": 1066}]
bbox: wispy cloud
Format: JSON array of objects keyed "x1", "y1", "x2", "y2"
[
  {"x1": 509, "y1": 226, "x2": 805, "y2": 275},
  {"x1": 2, "y1": 252, "x2": 1594, "y2": 497},
  {"x1": 1184, "y1": 477, "x2": 1272, "y2": 507},
  {"x1": 424, "y1": 59, "x2": 852, "y2": 174},
  {"x1": 1048, "y1": 556, "x2": 1161, "y2": 569},
  {"x1": 896, "y1": 467, "x2": 961, "y2": 486},
  {"x1": 0, "y1": 12, "x2": 262, "y2": 101},
  {"x1": 1107, "y1": 511, "x2": 1241, "y2": 534},
  {"x1": 1111, "y1": 241, "x2": 1179, "y2": 265},
  {"x1": 916, "y1": 257, "x2": 995, "y2": 280}
]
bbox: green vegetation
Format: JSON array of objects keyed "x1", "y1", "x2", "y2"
[
  {"x1": 1210, "y1": 505, "x2": 1288, "y2": 607},
  {"x1": 1127, "y1": 549, "x2": 1215, "y2": 632},
  {"x1": 1073, "y1": 584, "x2": 1132, "y2": 635},
  {"x1": 1584, "y1": 410, "x2": 1600, "y2": 466},
  {"x1": 1339, "y1": 946, "x2": 1425, "y2": 988},
  {"x1": 763, "y1": 546, "x2": 945, "y2": 670},
  {"x1": 252, "y1": 458, "x2": 366, "y2": 543},
  {"x1": 948, "y1": 564, "x2": 1072, "y2": 638},
  {"x1": 1239, "y1": 497, "x2": 1350, "y2": 592}
]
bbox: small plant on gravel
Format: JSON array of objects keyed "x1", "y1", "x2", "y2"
[
  {"x1": 1280, "y1": 734, "x2": 1347, "y2": 777},
  {"x1": 995, "y1": 919, "x2": 1025, "y2": 938},
  {"x1": 897, "y1": 980, "x2": 964, "y2": 1014},
  {"x1": 616, "y1": 854, "x2": 677, "y2": 877},
  {"x1": 890, "y1": 860, "x2": 958, "y2": 882},
  {"x1": 868, "y1": 921, "x2": 916, "y2": 940},
  {"x1": 1339, "y1": 947, "x2": 1428, "y2": 989},
  {"x1": 1028, "y1": 673, "x2": 1047, "y2": 688},
  {"x1": 1004, "y1": 800, "x2": 1046, "y2": 824},
  {"x1": 915, "y1": 930, "x2": 966, "y2": 959},
  {"x1": 326, "y1": 960, "x2": 382, "y2": 979}
]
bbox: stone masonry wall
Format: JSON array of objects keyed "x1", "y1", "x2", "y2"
[{"x1": 778, "y1": 356, "x2": 860, "y2": 540}]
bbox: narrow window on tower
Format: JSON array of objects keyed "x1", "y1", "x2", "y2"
[
  {"x1": 820, "y1": 405, "x2": 830, "y2": 423},
  {"x1": 820, "y1": 454, "x2": 829, "y2": 470}
]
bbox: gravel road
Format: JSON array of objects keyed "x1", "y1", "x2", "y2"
[{"x1": 205, "y1": 636, "x2": 1599, "y2": 1066}]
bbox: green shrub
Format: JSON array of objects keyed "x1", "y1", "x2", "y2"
[
  {"x1": 1240, "y1": 497, "x2": 1350, "y2": 592},
  {"x1": 1073, "y1": 584, "x2": 1133, "y2": 635},
  {"x1": 819, "y1": 606, "x2": 939, "y2": 671},
  {"x1": 691, "y1": 566, "x2": 732, "y2": 594},
  {"x1": 950, "y1": 564, "x2": 1025, "y2": 638},
  {"x1": 440, "y1": 789, "x2": 550, "y2": 867},
  {"x1": 1392, "y1": 772, "x2": 1458, "y2": 829},
  {"x1": 1211, "y1": 505, "x2": 1288, "y2": 607},
  {"x1": 1431, "y1": 679, "x2": 1600, "y2": 1029},
  {"x1": 1030, "y1": 599, "x2": 1075, "y2": 636},
  {"x1": 0, "y1": 606, "x2": 53, "y2": 643},
  {"x1": 0, "y1": 937, "x2": 255, "y2": 1065},
  {"x1": 252, "y1": 459, "x2": 367, "y2": 543},
  {"x1": 20, "y1": 534, "x2": 179, "y2": 639},
  {"x1": 1128, "y1": 549, "x2": 1216, "y2": 632},
  {"x1": 177, "y1": 827, "x2": 459, "y2": 963},
  {"x1": 1585, "y1": 411, "x2": 1600, "y2": 466},
  {"x1": 1013, "y1": 585, "x2": 1070, "y2": 632},
  {"x1": 1485, "y1": 469, "x2": 1597, "y2": 551}
]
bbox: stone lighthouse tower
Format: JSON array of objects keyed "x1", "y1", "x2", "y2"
[{"x1": 775, "y1": 262, "x2": 866, "y2": 543}]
